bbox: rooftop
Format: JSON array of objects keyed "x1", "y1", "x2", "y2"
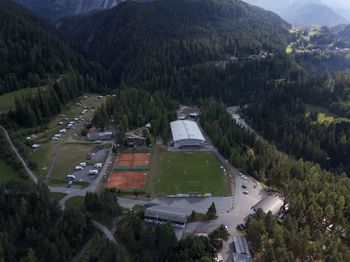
[
  {"x1": 144, "y1": 205, "x2": 188, "y2": 223},
  {"x1": 170, "y1": 120, "x2": 205, "y2": 142},
  {"x1": 232, "y1": 236, "x2": 253, "y2": 262},
  {"x1": 252, "y1": 195, "x2": 284, "y2": 216}
]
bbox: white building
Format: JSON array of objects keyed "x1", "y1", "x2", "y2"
[
  {"x1": 170, "y1": 120, "x2": 206, "y2": 149},
  {"x1": 251, "y1": 195, "x2": 284, "y2": 216}
]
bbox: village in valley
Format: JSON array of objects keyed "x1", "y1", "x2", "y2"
[{"x1": 6, "y1": 92, "x2": 288, "y2": 262}]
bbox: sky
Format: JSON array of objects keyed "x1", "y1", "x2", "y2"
[
  {"x1": 322, "y1": 0, "x2": 350, "y2": 9},
  {"x1": 245, "y1": 0, "x2": 350, "y2": 10}
]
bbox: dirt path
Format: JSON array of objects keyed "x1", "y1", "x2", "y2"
[{"x1": 0, "y1": 126, "x2": 38, "y2": 184}]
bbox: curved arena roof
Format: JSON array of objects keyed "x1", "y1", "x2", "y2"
[{"x1": 170, "y1": 120, "x2": 205, "y2": 142}]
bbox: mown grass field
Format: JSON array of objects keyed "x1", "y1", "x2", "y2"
[
  {"x1": 305, "y1": 104, "x2": 350, "y2": 124},
  {"x1": 30, "y1": 142, "x2": 58, "y2": 180},
  {"x1": 49, "y1": 143, "x2": 96, "y2": 185},
  {"x1": 0, "y1": 160, "x2": 22, "y2": 184},
  {"x1": 65, "y1": 196, "x2": 85, "y2": 210},
  {"x1": 50, "y1": 192, "x2": 67, "y2": 202},
  {"x1": 149, "y1": 151, "x2": 230, "y2": 196},
  {"x1": 0, "y1": 86, "x2": 42, "y2": 112}
]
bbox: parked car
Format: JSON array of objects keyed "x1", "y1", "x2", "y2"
[
  {"x1": 75, "y1": 166, "x2": 83, "y2": 170},
  {"x1": 242, "y1": 184, "x2": 247, "y2": 189},
  {"x1": 88, "y1": 170, "x2": 99, "y2": 175},
  {"x1": 236, "y1": 223, "x2": 246, "y2": 230},
  {"x1": 67, "y1": 175, "x2": 76, "y2": 180},
  {"x1": 80, "y1": 162, "x2": 87, "y2": 167},
  {"x1": 243, "y1": 190, "x2": 249, "y2": 195},
  {"x1": 95, "y1": 163, "x2": 103, "y2": 168}
]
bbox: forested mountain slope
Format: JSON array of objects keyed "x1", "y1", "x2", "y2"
[
  {"x1": 13, "y1": 0, "x2": 150, "y2": 21},
  {"x1": 0, "y1": 0, "x2": 110, "y2": 95},
  {"x1": 59, "y1": 0, "x2": 291, "y2": 88}
]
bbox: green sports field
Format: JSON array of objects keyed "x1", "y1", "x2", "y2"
[{"x1": 150, "y1": 151, "x2": 230, "y2": 196}]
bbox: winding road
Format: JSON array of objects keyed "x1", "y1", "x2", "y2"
[
  {"x1": 0, "y1": 125, "x2": 38, "y2": 184},
  {"x1": 0, "y1": 125, "x2": 116, "y2": 244}
]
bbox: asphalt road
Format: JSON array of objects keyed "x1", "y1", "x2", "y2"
[{"x1": 92, "y1": 220, "x2": 117, "y2": 243}]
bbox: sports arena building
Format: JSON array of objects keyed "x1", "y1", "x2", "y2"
[{"x1": 170, "y1": 120, "x2": 207, "y2": 149}]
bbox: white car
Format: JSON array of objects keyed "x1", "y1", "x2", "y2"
[
  {"x1": 95, "y1": 163, "x2": 103, "y2": 168},
  {"x1": 80, "y1": 162, "x2": 87, "y2": 167},
  {"x1": 59, "y1": 129, "x2": 66, "y2": 133},
  {"x1": 243, "y1": 190, "x2": 249, "y2": 195},
  {"x1": 54, "y1": 134, "x2": 61, "y2": 138},
  {"x1": 88, "y1": 170, "x2": 99, "y2": 175},
  {"x1": 52, "y1": 137, "x2": 59, "y2": 141},
  {"x1": 75, "y1": 166, "x2": 84, "y2": 170},
  {"x1": 58, "y1": 122, "x2": 64, "y2": 125}
]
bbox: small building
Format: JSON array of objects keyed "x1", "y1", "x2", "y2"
[
  {"x1": 144, "y1": 205, "x2": 188, "y2": 228},
  {"x1": 170, "y1": 120, "x2": 206, "y2": 149},
  {"x1": 176, "y1": 105, "x2": 201, "y2": 120},
  {"x1": 126, "y1": 135, "x2": 146, "y2": 147},
  {"x1": 251, "y1": 195, "x2": 284, "y2": 216},
  {"x1": 232, "y1": 236, "x2": 253, "y2": 262},
  {"x1": 87, "y1": 131, "x2": 114, "y2": 141}
]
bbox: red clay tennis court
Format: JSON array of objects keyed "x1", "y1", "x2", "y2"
[
  {"x1": 107, "y1": 171, "x2": 146, "y2": 191},
  {"x1": 114, "y1": 153, "x2": 150, "y2": 170}
]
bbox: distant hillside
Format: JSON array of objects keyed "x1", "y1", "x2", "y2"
[
  {"x1": 282, "y1": 3, "x2": 347, "y2": 26},
  {"x1": 0, "y1": 0, "x2": 110, "y2": 95},
  {"x1": 13, "y1": 0, "x2": 149, "y2": 20},
  {"x1": 59, "y1": 0, "x2": 290, "y2": 85},
  {"x1": 244, "y1": 0, "x2": 348, "y2": 26},
  {"x1": 339, "y1": 24, "x2": 350, "y2": 38}
]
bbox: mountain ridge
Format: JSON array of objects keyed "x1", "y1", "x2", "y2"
[
  {"x1": 58, "y1": 0, "x2": 290, "y2": 85},
  {"x1": 13, "y1": 0, "x2": 149, "y2": 20},
  {"x1": 244, "y1": 0, "x2": 348, "y2": 26}
]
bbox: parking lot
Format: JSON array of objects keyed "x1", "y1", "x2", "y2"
[
  {"x1": 67, "y1": 148, "x2": 109, "y2": 183},
  {"x1": 70, "y1": 165, "x2": 100, "y2": 183}
]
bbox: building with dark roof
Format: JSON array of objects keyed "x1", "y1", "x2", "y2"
[
  {"x1": 176, "y1": 105, "x2": 201, "y2": 120},
  {"x1": 87, "y1": 131, "x2": 114, "y2": 141},
  {"x1": 232, "y1": 236, "x2": 253, "y2": 262},
  {"x1": 144, "y1": 205, "x2": 188, "y2": 228}
]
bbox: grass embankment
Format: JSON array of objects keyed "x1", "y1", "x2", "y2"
[
  {"x1": 0, "y1": 160, "x2": 22, "y2": 184},
  {"x1": 305, "y1": 104, "x2": 350, "y2": 124},
  {"x1": 0, "y1": 86, "x2": 42, "y2": 112},
  {"x1": 50, "y1": 192, "x2": 67, "y2": 202},
  {"x1": 149, "y1": 151, "x2": 231, "y2": 196},
  {"x1": 65, "y1": 196, "x2": 85, "y2": 210}
]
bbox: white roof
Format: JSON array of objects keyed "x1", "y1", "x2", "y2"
[
  {"x1": 170, "y1": 120, "x2": 205, "y2": 142},
  {"x1": 252, "y1": 196, "x2": 284, "y2": 216}
]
